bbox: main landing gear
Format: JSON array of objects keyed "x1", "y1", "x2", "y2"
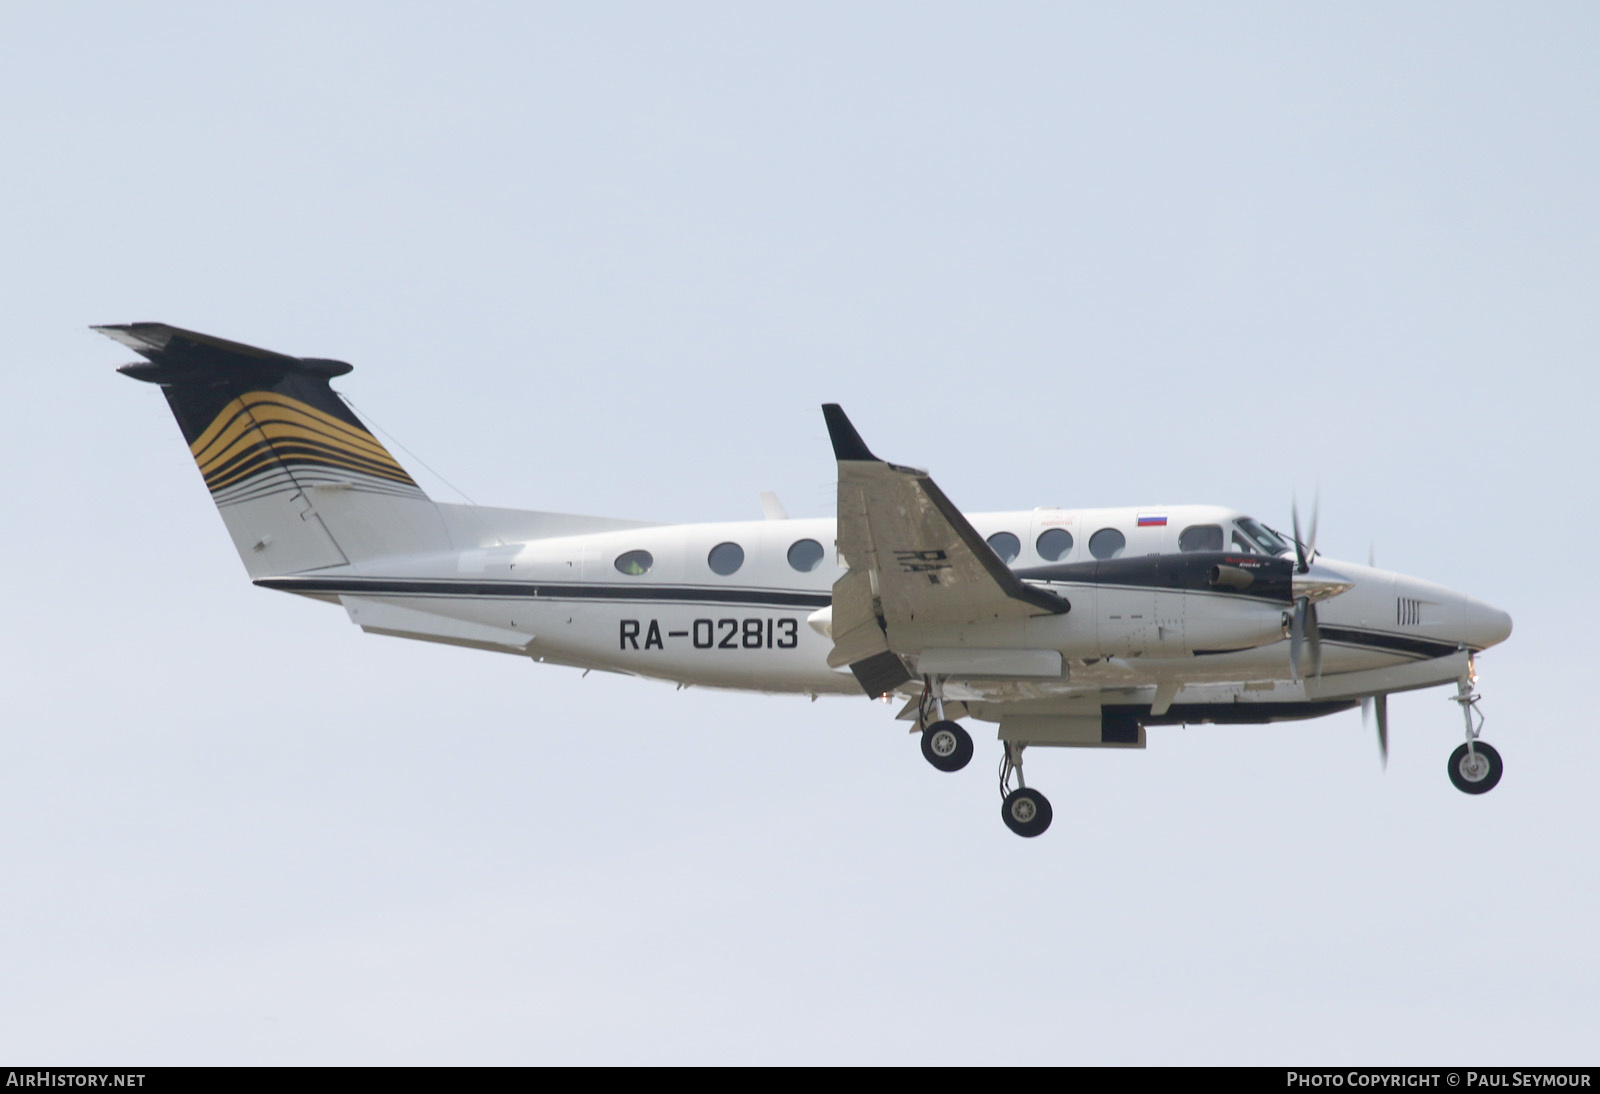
[
  {"x1": 917, "y1": 718, "x2": 1051, "y2": 838},
  {"x1": 914, "y1": 676, "x2": 1052, "y2": 838},
  {"x1": 915, "y1": 678, "x2": 973, "y2": 773},
  {"x1": 921, "y1": 720, "x2": 974, "y2": 772},
  {"x1": 999, "y1": 741, "x2": 1051, "y2": 838},
  {"x1": 1448, "y1": 671, "x2": 1503, "y2": 795}
]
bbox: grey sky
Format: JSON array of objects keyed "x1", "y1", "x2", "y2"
[{"x1": 2, "y1": 2, "x2": 1595, "y2": 1064}]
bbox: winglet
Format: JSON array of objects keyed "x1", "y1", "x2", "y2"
[{"x1": 821, "y1": 404, "x2": 878, "y2": 462}]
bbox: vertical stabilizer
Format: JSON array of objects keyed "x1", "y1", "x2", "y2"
[{"x1": 104, "y1": 323, "x2": 452, "y2": 578}]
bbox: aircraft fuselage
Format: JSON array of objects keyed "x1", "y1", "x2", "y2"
[{"x1": 260, "y1": 503, "x2": 1511, "y2": 721}]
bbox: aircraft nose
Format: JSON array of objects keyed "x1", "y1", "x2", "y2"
[{"x1": 1465, "y1": 597, "x2": 1513, "y2": 649}]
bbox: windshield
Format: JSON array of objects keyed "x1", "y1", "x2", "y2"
[{"x1": 1234, "y1": 518, "x2": 1291, "y2": 556}]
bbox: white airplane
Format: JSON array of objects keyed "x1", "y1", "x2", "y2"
[{"x1": 104, "y1": 322, "x2": 1514, "y2": 837}]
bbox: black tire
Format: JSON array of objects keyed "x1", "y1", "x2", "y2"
[
  {"x1": 1448, "y1": 741, "x2": 1503, "y2": 795},
  {"x1": 920, "y1": 720, "x2": 973, "y2": 772},
  {"x1": 1000, "y1": 787, "x2": 1053, "y2": 838}
]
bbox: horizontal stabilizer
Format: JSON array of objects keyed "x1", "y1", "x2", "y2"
[{"x1": 98, "y1": 322, "x2": 353, "y2": 385}]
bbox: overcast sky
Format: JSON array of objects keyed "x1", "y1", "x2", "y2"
[{"x1": 2, "y1": 1, "x2": 1596, "y2": 1065}]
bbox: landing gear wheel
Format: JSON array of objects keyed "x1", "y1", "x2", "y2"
[
  {"x1": 1001, "y1": 787, "x2": 1053, "y2": 838},
  {"x1": 1448, "y1": 741, "x2": 1503, "y2": 795},
  {"x1": 920, "y1": 720, "x2": 973, "y2": 772}
]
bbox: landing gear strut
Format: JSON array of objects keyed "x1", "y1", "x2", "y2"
[
  {"x1": 998, "y1": 741, "x2": 1052, "y2": 838},
  {"x1": 1448, "y1": 665, "x2": 1503, "y2": 795},
  {"x1": 916, "y1": 676, "x2": 972, "y2": 772}
]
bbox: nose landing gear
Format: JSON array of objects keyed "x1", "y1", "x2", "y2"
[
  {"x1": 1449, "y1": 740, "x2": 1503, "y2": 794},
  {"x1": 1448, "y1": 666, "x2": 1503, "y2": 795}
]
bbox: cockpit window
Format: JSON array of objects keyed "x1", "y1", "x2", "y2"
[
  {"x1": 1179, "y1": 524, "x2": 1223, "y2": 552},
  {"x1": 614, "y1": 550, "x2": 653, "y2": 575},
  {"x1": 1234, "y1": 518, "x2": 1289, "y2": 556}
]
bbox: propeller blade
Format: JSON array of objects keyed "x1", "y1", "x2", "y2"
[
  {"x1": 1376, "y1": 693, "x2": 1388, "y2": 768},
  {"x1": 1291, "y1": 602, "x2": 1301, "y2": 678},
  {"x1": 1292, "y1": 497, "x2": 1308, "y2": 573},
  {"x1": 1291, "y1": 491, "x2": 1321, "y2": 574},
  {"x1": 1307, "y1": 487, "x2": 1320, "y2": 564},
  {"x1": 1288, "y1": 597, "x2": 1322, "y2": 682},
  {"x1": 1306, "y1": 599, "x2": 1322, "y2": 679},
  {"x1": 1364, "y1": 694, "x2": 1389, "y2": 769}
]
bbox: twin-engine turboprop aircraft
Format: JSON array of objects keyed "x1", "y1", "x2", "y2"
[{"x1": 104, "y1": 323, "x2": 1514, "y2": 837}]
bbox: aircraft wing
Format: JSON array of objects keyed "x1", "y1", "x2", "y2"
[{"x1": 823, "y1": 404, "x2": 1068, "y2": 694}]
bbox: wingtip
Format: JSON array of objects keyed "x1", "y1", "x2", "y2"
[{"x1": 821, "y1": 403, "x2": 878, "y2": 462}]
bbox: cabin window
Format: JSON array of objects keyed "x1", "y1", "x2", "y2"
[
  {"x1": 1035, "y1": 528, "x2": 1074, "y2": 562},
  {"x1": 987, "y1": 531, "x2": 1021, "y2": 563},
  {"x1": 1179, "y1": 524, "x2": 1223, "y2": 552},
  {"x1": 707, "y1": 542, "x2": 745, "y2": 576},
  {"x1": 614, "y1": 550, "x2": 653, "y2": 576},
  {"x1": 1088, "y1": 528, "x2": 1126, "y2": 559},
  {"x1": 787, "y1": 538, "x2": 825, "y2": 572}
]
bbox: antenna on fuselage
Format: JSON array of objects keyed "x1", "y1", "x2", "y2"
[{"x1": 760, "y1": 492, "x2": 789, "y2": 520}]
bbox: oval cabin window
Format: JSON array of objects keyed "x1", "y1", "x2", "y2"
[
  {"x1": 707, "y1": 541, "x2": 745, "y2": 575},
  {"x1": 1035, "y1": 528, "x2": 1074, "y2": 562},
  {"x1": 787, "y1": 539, "x2": 825, "y2": 572},
  {"x1": 614, "y1": 550, "x2": 654, "y2": 576},
  {"x1": 987, "y1": 532, "x2": 1021, "y2": 563},
  {"x1": 1088, "y1": 528, "x2": 1126, "y2": 560}
]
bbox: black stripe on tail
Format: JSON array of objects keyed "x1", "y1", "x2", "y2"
[{"x1": 102, "y1": 322, "x2": 423, "y2": 501}]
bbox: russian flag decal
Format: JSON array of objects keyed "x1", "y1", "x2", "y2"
[{"x1": 1137, "y1": 515, "x2": 1167, "y2": 527}]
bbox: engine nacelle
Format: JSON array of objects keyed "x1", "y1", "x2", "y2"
[{"x1": 1014, "y1": 551, "x2": 1295, "y2": 658}]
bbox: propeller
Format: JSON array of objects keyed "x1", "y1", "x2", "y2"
[
  {"x1": 1362, "y1": 693, "x2": 1390, "y2": 769},
  {"x1": 1288, "y1": 491, "x2": 1322, "y2": 680}
]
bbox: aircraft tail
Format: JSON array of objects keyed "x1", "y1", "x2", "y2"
[{"x1": 105, "y1": 323, "x2": 453, "y2": 578}]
